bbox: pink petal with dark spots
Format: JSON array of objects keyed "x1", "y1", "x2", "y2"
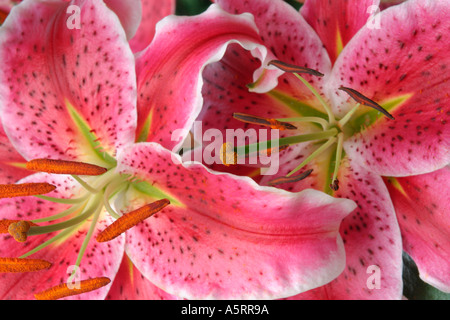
[
  {"x1": 300, "y1": 0, "x2": 380, "y2": 64},
  {"x1": 129, "y1": 0, "x2": 175, "y2": 53},
  {"x1": 134, "y1": 4, "x2": 281, "y2": 149},
  {"x1": 385, "y1": 166, "x2": 450, "y2": 293},
  {"x1": 0, "y1": 0, "x2": 137, "y2": 163},
  {"x1": 328, "y1": 0, "x2": 450, "y2": 176},
  {"x1": 0, "y1": 123, "x2": 30, "y2": 183},
  {"x1": 106, "y1": 254, "x2": 180, "y2": 300},
  {"x1": 263, "y1": 156, "x2": 403, "y2": 299},
  {"x1": 0, "y1": 173, "x2": 125, "y2": 300},
  {"x1": 116, "y1": 142, "x2": 356, "y2": 299}
]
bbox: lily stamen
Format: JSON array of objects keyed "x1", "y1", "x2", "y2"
[
  {"x1": 96, "y1": 199, "x2": 170, "y2": 243},
  {"x1": 0, "y1": 219, "x2": 38, "y2": 233},
  {"x1": 268, "y1": 60, "x2": 325, "y2": 77},
  {"x1": 26, "y1": 159, "x2": 108, "y2": 176},
  {"x1": 233, "y1": 112, "x2": 298, "y2": 130},
  {"x1": 338, "y1": 86, "x2": 395, "y2": 120},
  {"x1": 8, "y1": 220, "x2": 32, "y2": 243},
  {"x1": 268, "y1": 169, "x2": 313, "y2": 186},
  {"x1": 34, "y1": 277, "x2": 111, "y2": 300},
  {"x1": 0, "y1": 257, "x2": 52, "y2": 273},
  {"x1": 0, "y1": 183, "x2": 56, "y2": 198}
]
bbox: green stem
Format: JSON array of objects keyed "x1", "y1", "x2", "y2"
[
  {"x1": 294, "y1": 73, "x2": 336, "y2": 124},
  {"x1": 286, "y1": 137, "x2": 337, "y2": 177}
]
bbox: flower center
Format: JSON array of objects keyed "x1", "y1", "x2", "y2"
[
  {"x1": 0, "y1": 158, "x2": 170, "y2": 299},
  {"x1": 235, "y1": 60, "x2": 395, "y2": 192}
]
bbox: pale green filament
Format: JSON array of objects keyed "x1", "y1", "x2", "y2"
[
  {"x1": 286, "y1": 137, "x2": 337, "y2": 177},
  {"x1": 276, "y1": 116, "x2": 329, "y2": 130},
  {"x1": 338, "y1": 103, "x2": 360, "y2": 128},
  {"x1": 19, "y1": 226, "x2": 78, "y2": 258},
  {"x1": 71, "y1": 175, "x2": 101, "y2": 194},
  {"x1": 235, "y1": 128, "x2": 338, "y2": 156},
  {"x1": 293, "y1": 73, "x2": 336, "y2": 124},
  {"x1": 28, "y1": 193, "x2": 103, "y2": 236},
  {"x1": 34, "y1": 194, "x2": 89, "y2": 204},
  {"x1": 69, "y1": 201, "x2": 104, "y2": 282},
  {"x1": 31, "y1": 200, "x2": 88, "y2": 223},
  {"x1": 331, "y1": 133, "x2": 344, "y2": 185}
]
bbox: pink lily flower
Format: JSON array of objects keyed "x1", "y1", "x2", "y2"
[
  {"x1": 0, "y1": 0, "x2": 356, "y2": 299},
  {"x1": 194, "y1": 0, "x2": 450, "y2": 299}
]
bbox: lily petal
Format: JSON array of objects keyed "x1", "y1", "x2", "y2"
[
  {"x1": 116, "y1": 142, "x2": 356, "y2": 299},
  {"x1": 106, "y1": 254, "x2": 179, "y2": 300},
  {"x1": 104, "y1": 0, "x2": 142, "y2": 41},
  {"x1": 0, "y1": 0, "x2": 137, "y2": 164},
  {"x1": 134, "y1": 4, "x2": 283, "y2": 149},
  {"x1": 328, "y1": 0, "x2": 450, "y2": 176},
  {"x1": 263, "y1": 156, "x2": 403, "y2": 299},
  {"x1": 129, "y1": 0, "x2": 175, "y2": 53},
  {"x1": 300, "y1": 0, "x2": 380, "y2": 64},
  {"x1": 0, "y1": 173, "x2": 124, "y2": 300},
  {"x1": 385, "y1": 167, "x2": 450, "y2": 293},
  {"x1": 0, "y1": 123, "x2": 30, "y2": 183}
]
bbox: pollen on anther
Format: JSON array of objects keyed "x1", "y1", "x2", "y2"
[
  {"x1": 96, "y1": 199, "x2": 170, "y2": 243},
  {"x1": 26, "y1": 159, "x2": 108, "y2": 176},
  {"x1": 0, "y1": 257, "x2": 52, "y2": 273},
  {"x1": 34, "y1": 277, "x2": 111, "y2": 300},
  {"x1": 0, "y1": 183, "x2": 56, "y2": 198},
  {"x1": 0, "y1": 220, "x2": 38, "y2": 234}
]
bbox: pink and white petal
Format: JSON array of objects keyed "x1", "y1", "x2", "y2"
[
  {"x1": 385, "y1": 167, "x2": 450, "y2": 293},
  {"x1": 0, "y1": 0, "x2": 18, "y2": 12},
  {"x1": 300, "y1": 0, "x2": 380, "y2": 64},
  {"x1": 380, "y1": 0, "x2": 407, "y2": 10},
  {"x1": 216, "y1": 0, "x2": 332, "y2": 96},
  {"x1": 264, "y1": 157, "x2": 403, "y2": 299},
  {"x1": 129, "y1": 0, "x2": 175, "y2": 53},
  {"x1": 0, "y1": 0, "x2": 137, "y2": 164},
  {"x1": 104, "y1": 0, "x2": 142, "y2": 41},
  {"x1": 0, "y1": 173, "x2": 125, "y2": 300},
  {"x1": 328, "y1": 0, "x2": 450, "y2": 176},
  {"x1": 0, "y1": 124, "x2": 30, "y2": 183},
  {"x1": 106, "y1": 254, "x2": 180, "y2": 300},
  {"x1": 135, "y1": 4, "x2": 282, "y2": 150},
  {"x1": 116, "y1": 142, "x2": 356, "y2": 300}
]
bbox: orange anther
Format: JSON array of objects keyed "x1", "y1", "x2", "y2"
[
  {"x1": 34, "y1": 277, "x2": 111, "y2": 300},
  {"x1": 8, "y1": 220, "x2": 31, "y2": 242},
  {"x1": 0, "y1": 183, "x2": 56, "y2": 198},
  {"x1": 96, "y1": 199, "x2": 170, "y2": 243},
  {"x1": 26, "y1": 159, "x2": 107, "y2": 176},
  {"x1": 0, "y1": 257, "x2": 52, "y2": 273},
  {"x1": 0, "y1": 220, "x2": 37, "y2": 234}
]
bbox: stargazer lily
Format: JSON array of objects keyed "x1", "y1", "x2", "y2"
[
  {"x1": 193, "y1": 0, "x2": 450, "y2": 298},
  {"x1": 0, "y1": 0, "x2": 357, "y2": 300}
]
